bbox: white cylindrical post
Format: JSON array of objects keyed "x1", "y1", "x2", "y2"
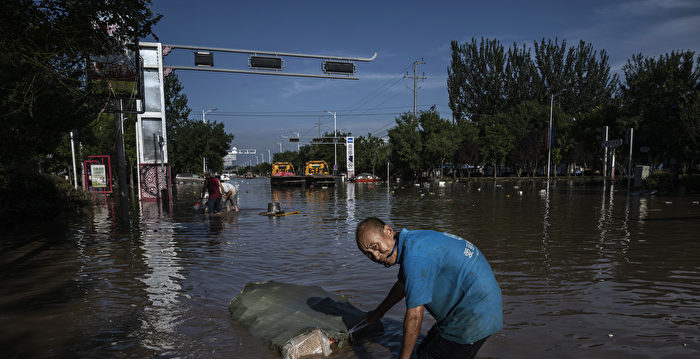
[{"x1": 70, "y1": 131, "x2": 78, "y2": 189}]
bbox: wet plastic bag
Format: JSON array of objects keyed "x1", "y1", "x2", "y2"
[{"x1": 229, "y1": 281, "x2": 381, "y2": 359}]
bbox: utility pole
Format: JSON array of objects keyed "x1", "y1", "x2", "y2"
[{"x1": 404, "y1": 59, "x2": 426, "y2": 118}]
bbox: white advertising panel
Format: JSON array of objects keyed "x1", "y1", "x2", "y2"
[{"x1": 346, "y1": 137, "x2": 355, "y2": 178}]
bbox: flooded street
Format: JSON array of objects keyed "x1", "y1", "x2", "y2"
[{"x1": 2, "y1": 178, "x2": 699, "y2": 358}]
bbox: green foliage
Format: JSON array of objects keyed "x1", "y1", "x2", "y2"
[
  {"x1": 164, "y1": 74, "x2": 233, "y2": 175},
  {"x1": 272, "y1": 151, "x2": 302, "y2": 173},
  {"x1": 643, "y1": 171, "x2": 672, "y2": 191},
  {"x1": 355, "y1": 133, "x2": 389, "y2": 176},
  {"x1": 297, "y1": 131, "x2": 349, "y2": 173},
  {"x1": 622, "y1": 51, "x2": 699, "y2": 170},
  {"x1": 388, "y1": 113, "x2": 423, "y2": 177},
  {"x1": 0, "y1": 0, "x2": 160, "y2": 219},
  {"x1": 448, "y1": 37, "x2": 616, "y2": 123},
  {"x1": 0, "y1": 171, "x2": 88, "y2": 227},
  {"x1": 479, "y1": 118, "x2": 514, "y2": 177}
]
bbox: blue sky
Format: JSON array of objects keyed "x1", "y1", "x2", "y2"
[{"x1": 145, "y1": 0, "x2": 700, "y2": 164}]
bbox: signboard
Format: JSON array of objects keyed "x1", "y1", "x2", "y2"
[
  {"x1": 602, "y1": 139, "x2": 623, "y2": 148},
  {"x1": 91, "y1": 164, "x2": 107, "y2": 188},
  {"x1": 346, "y1": 137, "x2": 355, "y2": 178},
  {"x1": 88, "y1": 48, "x2": 141, "y2": 98},
  {"x1": 83, "y1": 155, "x2": 112, "y2": 193}
]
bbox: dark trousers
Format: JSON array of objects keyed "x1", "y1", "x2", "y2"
[
  {"x1": 416, "y1": 327, "x2": 489, "y2": 359},
  {"x1": 206, "y1": 198, "x2": 221, "y2": 213}
]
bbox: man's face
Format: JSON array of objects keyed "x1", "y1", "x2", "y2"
[{"x1": 357, "y1": 225, "x2": 397, "y2": 266}]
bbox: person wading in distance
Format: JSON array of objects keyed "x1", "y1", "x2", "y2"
[{"x1": 355, "y1": 217, "x2": 502, "y2": 359}]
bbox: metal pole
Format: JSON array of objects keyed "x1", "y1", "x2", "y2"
[
  {"x1": 547, "y1": 95, "x2": 553, "y2": 179},
  {"x1": 70, "y1": 131, "x2": 78, "y2": 189},
  {"x1": 627, "y1": 128, "x2": 633, "y2": 191},
  {"x1": 278, "y1": 142, "x2": 282, "y2": 152},
  {"x1": 202, "y1": 108, "x2": 218, "y2": 173},
  {"x1": 267, "y1": 149, "x2": 271, "y2": 163},
  {"x1": 603, "y1": 126, "x2": 609, "y2": 186},
  {"x1": 326, "y1": 111, "x2": 337, "y2": 174},
  {"x1": 115, "y1": 99, "x2": 130, "y2": 229}
]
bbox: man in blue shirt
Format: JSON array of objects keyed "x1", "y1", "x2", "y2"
[{"x1": 356, "y1": 217, "x2": 502, "y2": 359}]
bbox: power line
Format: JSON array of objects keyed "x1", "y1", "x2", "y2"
[{"x1": 344, "y1": 63, "x2": 413, "y2": 111}]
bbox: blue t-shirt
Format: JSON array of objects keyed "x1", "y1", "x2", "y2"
[{"x1": 396, "y1": 229, "x2": 502, "y2": 344}]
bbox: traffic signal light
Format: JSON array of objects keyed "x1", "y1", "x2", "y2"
[
  {"x1": 194, "y1": 51, "x2": 213, "y2": 66},
  {"x1": 249, "y1": 56, "x2": 284, "y2": 70},
  {"x1": 289, "y1": 138, "x2": 299, "y2": 142},
  {"x1": 322, "y1": 61, "x2": 355, "y2": 74}
]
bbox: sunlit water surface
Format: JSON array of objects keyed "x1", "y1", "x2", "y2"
[{"x1": 1, "y1": 178, "x2": 699, "y2": 358}]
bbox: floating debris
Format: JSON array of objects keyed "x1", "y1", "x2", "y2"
[
  {"x1": 692, "y1": 201, "x2": 699, "y2": 205},
  {"x1": 664, "y1": 201, "x2": 673, "y2": 205},
  {"x1": 259, "y1": 202, "x2": 300, "y2": 217},
  {"x1": 608, "y1": 333, "x2": 614, "y2": 338}
]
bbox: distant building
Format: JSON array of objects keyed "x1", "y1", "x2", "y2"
[{"x1": 223, "y1": 147, "x2": 237, "y2": 169}]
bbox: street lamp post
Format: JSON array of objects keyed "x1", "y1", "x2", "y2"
[
  {"x1": 202, "y1": 108, "x2": 218, "y2": 173},
  {"x1": 326, "y1": 111, "x2": 337, "y2": 175},
  {"x1": 267, "y1": 149, "x2": 271, "y2": 163}
]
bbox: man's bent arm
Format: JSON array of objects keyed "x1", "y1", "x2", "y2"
[
  {"x1": 399, "y1": 306, "x2": 423, "y2": 359},
  {"x1": 367, "y1": 280, "x2": 405, "y2": 322}
]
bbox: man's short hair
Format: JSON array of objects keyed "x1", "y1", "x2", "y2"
[{"x1": 356, "y1": 217, "x2": 386, "y2": 243}]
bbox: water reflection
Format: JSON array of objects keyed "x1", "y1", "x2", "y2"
[{"x1": 138, "y1": 201, "x2": 184, "y2": 352}]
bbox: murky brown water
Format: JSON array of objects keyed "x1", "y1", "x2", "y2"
[{"x1": 1, "y1": 178, "x2": 699, "y2": 358}]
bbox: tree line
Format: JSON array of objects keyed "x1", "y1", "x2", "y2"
[
  {"x1": 272, "y1": 39, "x2": 697, "y2": 182},
  {"x1": 372, "y1": 38, "x2": 697, "y2": 181}
]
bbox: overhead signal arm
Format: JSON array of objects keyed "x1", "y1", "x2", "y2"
[{"x1": 163, "y1": 44, "x2": 377, "y2": 80}]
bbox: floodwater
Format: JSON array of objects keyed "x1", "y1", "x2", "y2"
[{"x1": 1, "y1": 178, "x2": 699, "y2": 358}]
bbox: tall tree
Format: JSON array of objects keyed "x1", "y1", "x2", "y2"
[
  {"x1": 355, "y1": 134, "x2": 389, "y2": 176},
  {"x1": 479, "y1": 118, "x2": 514, "y2": 178},
  {"x1": 447, "y1": 37, "x2": 506, "y2": 122},
  {"x1": 622, "y1": 51, "x2": 699, "y2": 181},
  {"x1": 388, "y1": 114, "x2": 423, "y2": 178},
  {"x1": 165, "y1": 73, "x2": 193, "y2": 176}
]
